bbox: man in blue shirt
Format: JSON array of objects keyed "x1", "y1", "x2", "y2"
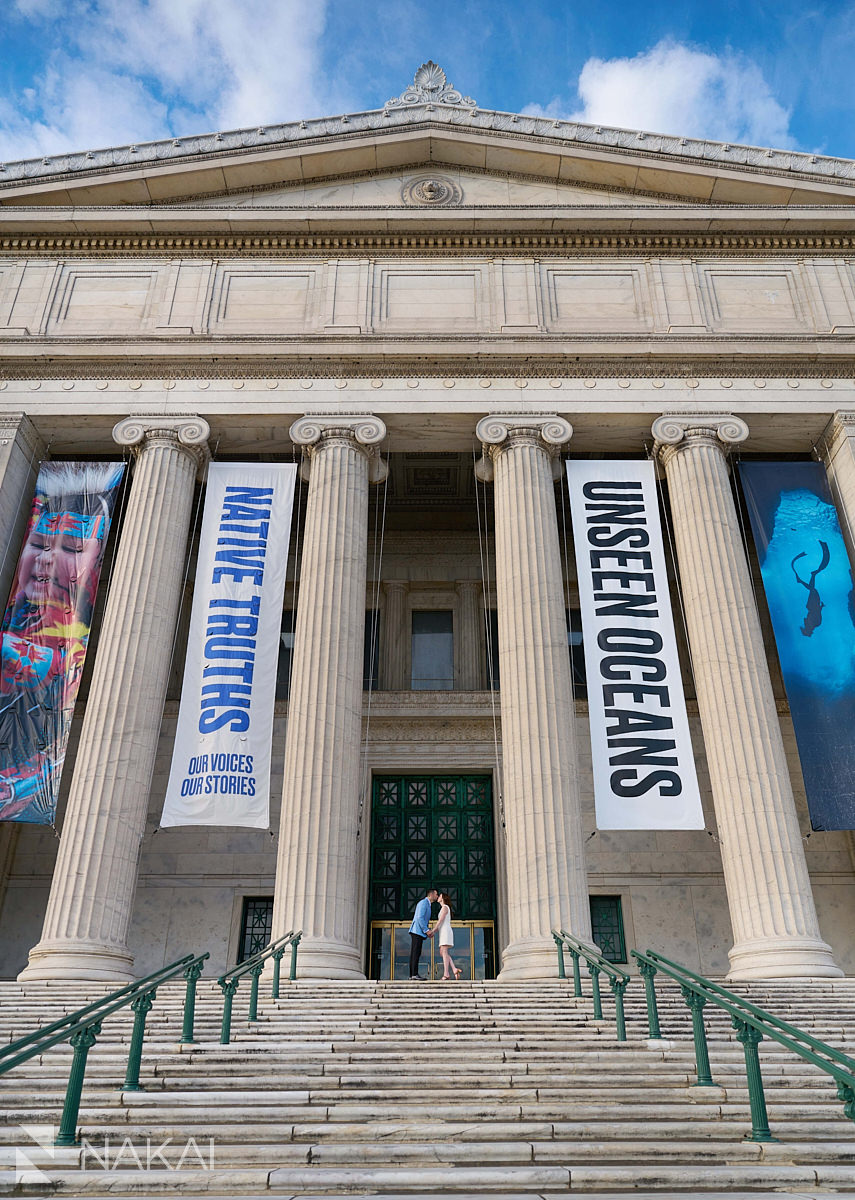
[{"x1": 408, "y1": 886, "x2": 438, "y2": 979}]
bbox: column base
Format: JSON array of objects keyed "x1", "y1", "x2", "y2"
[
  {"x1": 283, "y1": 935, "x2": 365, "y2": 980},
  {"x1": 497, "y1": 935, "x2": 567, "y2": 980},
  {"x1": 727, "y1": 935, "x2": 842, "y2": 980},
  {"x1": 18, "y1": 940, "x2": 136, "y2": 983}
]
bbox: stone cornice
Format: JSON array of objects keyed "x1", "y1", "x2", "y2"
[
  {"x1": 2, "y1": 230, "x2": 855, "y2": 257},
  {"x1": 3, "y1": 357, "x2": 855, "y2": 381},
  {"x1": 1, "y1": 103, "x2": 853, "y2": 191}
]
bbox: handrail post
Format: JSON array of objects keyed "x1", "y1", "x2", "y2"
[
  {"x1": 734, "y1": 1018, "x2": 777, "y2": 1141},
  {"x1": 638, "y1": 959, "x2": 662, "y2": 1038},
  {"x1": 553, "y1": 933, "x2": 566, "y2": 979},
  {"x1": 837, "y1": 1081, "x2": 855, "y2": 1124},
  {"x1": 289, "y1": 933, "x2": 301, "y2": 982},
  {"x1": 181, "y1": 958, "x2": 205, "y2": 1043},
  {"x1": 589, "y1": 963, "x2": 603, "y2": 1020},
  {"x1": 122, "y1": 989, "x2": 156, "y2": 1091},
  {"x1": 681, "y1": 985, "x2": 715, "y2": 1086},
  {"x1": 248, "y1": 963, "x2": 264, "y2": 1022},
  {"x1": 609, "y1": 976, "x2": 628, "y2": 1041},
  {"x1": 55, "y1": 1022, "x2": 101, "y2": 1146},
  {"x1": 569, "y1": 949, "x2": 582, "y2": 998},
  {"x1": 219, "y1": 978, "x2": 239, "y2": 1045},
  {"x1": 272, "y1": 948, "x2": 285, "y2": 999}
]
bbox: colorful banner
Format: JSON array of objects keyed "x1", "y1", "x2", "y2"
[
  {"x1": 0, "y1": 461, "x2": 125, "y2": 824},
  {"x1": 567, "y1": 460, "x2": 704, "y2": 830},
  {"x1": 740, "y1": 461, "x2": 855, "y2": 831},
  {"x1": 161, "y1": 463, "x2": 296, "y2": 828}
]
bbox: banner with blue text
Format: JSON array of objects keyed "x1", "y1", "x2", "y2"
[
  {"x1": 566, "y1": 459, "x2": 704, "y2": 830},
  {"x1": 161, "y1": 462, "x2": 296, "y2": 828},
  {"x1": 739, "y1": 460, "x2": 855, "y2": 831}
]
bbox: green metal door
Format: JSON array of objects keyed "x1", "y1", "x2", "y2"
[{"x1": 369, "y1": 774, "x2": 496, "y2": 925}]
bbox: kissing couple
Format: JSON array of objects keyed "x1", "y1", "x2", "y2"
[{"x1": 408, "y1": 886, "x2": 462, "y2": 980}]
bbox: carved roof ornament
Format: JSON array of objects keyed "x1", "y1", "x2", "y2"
[{"x1": 385, "y1": 61, "x2": 476, "y2": 110}]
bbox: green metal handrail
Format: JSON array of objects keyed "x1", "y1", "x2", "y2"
[
  {"x1": 632, "y1": 948, "x2": 855, "y2": 1142},
  {"x1": 0, "y1": 950, "x2": 209, "y2": 1146},
  {"x1": 552, "y1": 928, "x2": 630, "y2": 1041},
  {"x1": 216, "y1": 929, "x2": 302, "y2": 1044}
]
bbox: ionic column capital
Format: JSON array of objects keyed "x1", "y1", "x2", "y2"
[
  {"x1": 290, "y1": 414, "x2": 388, "y2": 482},
  {"x1": 112, "y1": 415, "x2": 211, "y2": 474},
  {"x1": 821, "y1": 410, "x2": 855, "y2": 456},
  {"x1": 475, "y1": 413, "x2": 573, "y2": 481},
  {"x1": 652, "y1": 412, "x2": 749, "y2": 467}
]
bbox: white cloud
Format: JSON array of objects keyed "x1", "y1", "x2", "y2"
[
  {"x1": 525, "y1": 40, "x2": 795, "y2": 150},
  {"x1": 1, "y1": 0, "x2": 332, "y2": 161}
]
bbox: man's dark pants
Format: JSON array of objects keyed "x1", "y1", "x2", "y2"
[{"x1": 409, "y1": 933, "x2": 425, "y2": 978}]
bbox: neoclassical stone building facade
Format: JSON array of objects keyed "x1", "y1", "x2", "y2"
[{"x1": 0, "y1": 65, "x2": 854, "y2": 982}]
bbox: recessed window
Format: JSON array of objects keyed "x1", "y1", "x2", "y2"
[
  {"x1": 239, "y1": 896, "x2": 274, "y2": 962},
  {"x1": 567, "y1": 608, "x2": 587, "y2": 697},
  {"x1": 411, "y1": 610, "x2": 454, "y2": 690},
  {"x1": 364, "y1": 609, "x2": 380, "y2": 691},
  {"x1": 487, "y1": 609, "x2": 500, "y2": 691},
  {"x1": 275, "y1": 610, "x2": 296, "y2": 700},
  {"x1": 589, "y1": 895, "x2": 626, "y2": 963}
]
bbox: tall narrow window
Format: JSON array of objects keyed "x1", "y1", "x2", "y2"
[
  {"x1": 589, "y1": 895, "x2": 626, "y2": 963},
  {"x1": 275, "y1": 609, "x2": 296, "y2": 700},
  {"x1": 487, "y1": 609, "x2": 500, "y2": 690},
  {"x1": 364, "y1": 609, "x2": 380, "y2": 691},
  {"x1": 411, "y1": 610, "x2": 454, "y2": 690},
  {"x1": 567, "y1": 608, "x2": 587, "y2": 698}
]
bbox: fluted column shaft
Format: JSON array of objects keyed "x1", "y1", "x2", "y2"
[
  {"x1": 21, "y1": 416, "x2": 210, "y2": 981},
  {"x1": 380, "y1": 580, "x2": 408, "y2": 690},
  {"x1": 272, "y1": 415, "x2": 387, "y2": 978},
  {"x1": 653, "y1": 413, "x2": 839, "y2": 979},
  {"x1": 476, "y1": 415, "x2": 591, "y2": 978}
]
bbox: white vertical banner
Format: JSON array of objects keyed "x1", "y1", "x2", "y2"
[
  {"x1": 566, "y1": 460, "x2": 704, "y2": 830},
  {"x1": 161, "y1": 463, "x2": 296, "y2": 828}
]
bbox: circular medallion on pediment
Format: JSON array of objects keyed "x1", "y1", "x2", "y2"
[{"x1": 402, "y1": 175, "x2": 463, "y2": 205}]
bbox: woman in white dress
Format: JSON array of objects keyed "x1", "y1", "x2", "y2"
[{"x1": 435, "y1": 892, "x2": 461, "y2": 979}]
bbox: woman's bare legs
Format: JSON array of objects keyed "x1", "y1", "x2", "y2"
[{"x1": 439, "y1": 946, "x2": 452, "y2": 979}]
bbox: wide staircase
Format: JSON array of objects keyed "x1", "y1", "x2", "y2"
[{"x1": 2, "y1": 975, "x2": 855, "y2": 1195}]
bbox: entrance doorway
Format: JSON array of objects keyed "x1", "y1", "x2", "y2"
[{"x1": 367, "y1": 774, "x2": 497, "y2": 980}]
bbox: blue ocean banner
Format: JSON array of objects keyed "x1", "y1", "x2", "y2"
[
  {"x1": 161, "y1": 462, "x2": 296, "y2": 828},
  {"x1": 566, "y1": 459, "x2": 704, "y2": 830},
  {"x1": 739, "y1": 461, "x2": 855, "y2": 831}
]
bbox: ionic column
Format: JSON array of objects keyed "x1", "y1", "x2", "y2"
[
  {"x1": 476, "y1": 415, "x2": 591, "y2": 978},
  {"x1": 20, "y1": 417, "x2": 210, "y2": 981},
  {"x1": 653, "y1": 413, "x2": 839, "y2": 979},
  {"x1": 821, "y1": 412, "x2": 855, "y2": 567},
  {"x1": 272, "y1": 415, "x2": 387, "y2": 977},
  {"x1": 380, "y1": 580, "x2": 408, "y2": 690}
]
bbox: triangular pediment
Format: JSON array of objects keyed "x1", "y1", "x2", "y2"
[
  {"x1": 0, "y1": 60, "x2": 853, "y2": 214},
  {"x1": 199, "y1": 166, "x2": 677, "y2": 209}
]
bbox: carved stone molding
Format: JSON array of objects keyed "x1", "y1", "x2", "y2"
[
  {"x1": 0, "y1": 412, "x2": 43, "y2": 458},
  {"x1": 112, "y1": 415, "x2": 211, "y2": 473},
  {"x1": 5, "y1": 232, "x2": 855, "y2": 257},
  {"x1": 290, "y1": 413, "x2": 388, "y2": 483},
  {"x1": 385, "y1": 62, "x2": 476, "y2": 110},
  {"x1": 821, "y1": 410, "x2": 855, "y2": 454},
  {"x1": 401, "y1": 174, "x2": 463, "y2": 206},
  {"x1": 652, "y1": 412, "x2": 749, "y2": 465}
]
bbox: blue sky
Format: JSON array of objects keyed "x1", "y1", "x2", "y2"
[{"x1": 0, "y1": 1, "x2": 853, "y2": 163}]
